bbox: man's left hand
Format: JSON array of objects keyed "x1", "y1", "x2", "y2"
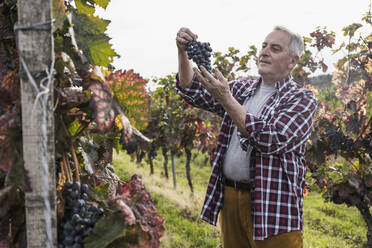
[{"x1": 193, "y1": 66, "x2": 231, "y2": 104}]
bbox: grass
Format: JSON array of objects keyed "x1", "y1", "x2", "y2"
[{"x1": 112, "y1": 150, "x2": 368, "y2": 248}]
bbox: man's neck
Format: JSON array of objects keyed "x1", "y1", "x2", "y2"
[{"x1": 261, "y1": 74, "x2": 290, "y2": 86}]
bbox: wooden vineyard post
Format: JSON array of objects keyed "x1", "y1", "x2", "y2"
[{"x1": 17, "y1": 0, "x2": 57, "y2": 247}]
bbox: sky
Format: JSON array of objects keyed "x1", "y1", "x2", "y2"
[{"x1": 96, "y1": 0, "x2": 371, "y2": 81}]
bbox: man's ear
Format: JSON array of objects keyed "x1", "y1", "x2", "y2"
[{"x1": 288, "y1": 55, "x2": 299, "y2": 70}]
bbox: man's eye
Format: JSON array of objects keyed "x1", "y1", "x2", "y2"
[{"x1": 271, "y1": 47, "x2": 280, "y2": 52}]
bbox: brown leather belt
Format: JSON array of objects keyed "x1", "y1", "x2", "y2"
[{"x1": 224, "y1": 178, "x2": 253, "y2": 191}]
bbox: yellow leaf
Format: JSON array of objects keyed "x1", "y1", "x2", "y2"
[{"x1": 115, "y1": 114, "x2": 123, "y2": 130}]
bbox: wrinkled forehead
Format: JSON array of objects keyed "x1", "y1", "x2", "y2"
[{"x1": 263, "y1": 30, "x2": 291, "y2": 48}]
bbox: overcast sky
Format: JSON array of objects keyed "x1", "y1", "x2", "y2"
[{"x1": 96, "y1": 0, "x2": 371, "y2": 80}]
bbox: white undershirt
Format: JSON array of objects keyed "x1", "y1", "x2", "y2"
[{"x1": 223, "y1": 83, "x2": 276, "y2": 181}]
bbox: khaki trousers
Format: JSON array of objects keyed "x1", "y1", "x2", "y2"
[{"x1": 219, "y1": 186, "x2": 303, "y2": 248}]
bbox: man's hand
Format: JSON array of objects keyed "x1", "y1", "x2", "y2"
[
  {"x1": 176, "y1": 27, "x2": 198, "y2": 52},
  {"x1": 195, "y1": 66, "x2": 249, "y2": 137},
  {"x1": 177, "y1": 27, "x2": 198, "y2": 88},
  {"x1": 193, "y1": 66, "x2": 231, "y2": 104}
]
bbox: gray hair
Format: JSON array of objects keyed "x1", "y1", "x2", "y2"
[{"x1": 273, "y1": 26, "x2": 304, "y2": 57}]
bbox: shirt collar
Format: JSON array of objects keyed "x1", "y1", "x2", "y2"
[
  {"x1": 274, "y1": 74, "x2": 292, "y2": 91},
  {"x1": 240, "y1": 74, "x2": 292, "y2": 99}
]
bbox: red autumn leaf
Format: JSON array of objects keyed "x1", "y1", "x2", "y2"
[
  {"x1": 88, "y1": 80, "x2": 116, "y2": 133},
  {"x1": 115, "y1": 174, "x2": 165, "y2": 248},
  {"x1": 116, "y1": 198, "x2": 136, "y2": 225}
]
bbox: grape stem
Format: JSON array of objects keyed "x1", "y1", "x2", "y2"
[
  {"x1": 61, "y1": 116, "x2": 81, "y2": 182},
  {"x1": 62, "y1": 152, "x2": 73, "y2": 182}
]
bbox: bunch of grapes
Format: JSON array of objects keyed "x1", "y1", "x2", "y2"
[
  {"x1": 185, "y1": 40, "x2": 213, "y2": 73},
  {"x1": 325, "y1": 129, "x2": 354, "y2": 152},
  {"x1": 58, "y1": 181, "x2": 103, "y2": 248}
]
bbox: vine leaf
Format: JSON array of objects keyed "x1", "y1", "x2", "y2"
[
  {"x1": 88, "y1": 80, "x2": 116, "y2": 133},
  {"x1": 78, "y1": 137, "x2": 99, "y2": 175},
  {"x1": 91, "y1": 0, "x2": 110, "y2": 9},
  {"x1": 106, "y1": 69, "x2": 150, "y2": 130},
  {"x1": 89, "y1": 36, "x2": 117, "y2": 67},
  {"x1": 75, "y1": 0, "x2": 95, "y2": 15},
  {"x1": 84, "y1": 213, "x2": 128, "y2": 248},
  {"x1": 84, "y1": 175, "x2": 165, "y2": 248},
  {"x1": 71, "y1": 11, "x2": 119, "y2": 67},
  {"x1": 88, "y1": 71, "x2": 150, "y2": 152}
]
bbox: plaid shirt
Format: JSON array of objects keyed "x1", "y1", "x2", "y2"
[{"x1": 175, "y1": 74, "x2": 317, "y2": 240}]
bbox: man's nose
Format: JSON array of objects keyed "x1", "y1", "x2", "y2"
[{"x1": 259, "y1": 47, "x2": 269, "y2": 57}]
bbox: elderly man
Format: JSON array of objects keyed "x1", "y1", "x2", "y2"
[{"x1": 175, "y1": 26, "x2": 317, "y2": 248}]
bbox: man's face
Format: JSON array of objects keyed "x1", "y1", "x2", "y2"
[{"x1": 258, "y1": 30, "x2": 296, "y2": 83}]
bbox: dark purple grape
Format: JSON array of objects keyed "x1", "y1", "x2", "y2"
[
  {"x1": 77, "y1": 199, "x2": 85, "y2": 207},
  {"x1": 81, "y1": 184, "x2": 89, "y2": 193},
  {"x1": 79, "y1": 207, "x2": 86, "y2": 217},
  {"x1": 72, "y1": 182, "x2": 80, "y2": 191},
  {"x1": 64, "y1": 181, "x2": 73, "y2": 189},
  {"x1": 81, "y1": 193, "x2": 88, "y2": 201},
  {"x1": 70, "y1": 190, "x2": 79, "y2": 200},
  {"x1": 74, "y1": 235, "x2": 82, "y2": 243},
  {"x1": 88, "y1": 205, "x2": 98, "y2": 213},
  {"x1": 63, "y1": 236, "x2": 74, "y2": 245},
  {"x1": 63, "y1": 222, "x2": 73, "y2": 231},
  {"x1": 77, "y1": 224, "x2": 86, "y2": 233},
  {"x1": 72, "y1": 207, "x2": 79, "y2": 214},
  {"x1": 72, "y1": 214, "x2": 81, "y2": 224},
  {"x1": 72, "y1": 243, "x2": 82, "y2": 248},
  {"x1": 98, "y1": 207, "x2": 104, "y2": 215}
]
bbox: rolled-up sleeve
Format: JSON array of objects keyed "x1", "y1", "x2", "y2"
[
  {"x1": 175, "y1": 73, "x2": 226, "y2": 117},
  {"x1": 237, "y1": 90, "x2": 318, "y2": 155}
]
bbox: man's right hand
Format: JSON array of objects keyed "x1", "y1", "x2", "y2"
[
  {"x1": 176, "y1": 27, "x2": 198, "y2": 52},
  {"x1": 176, "y1": 27, "x2": 198, "y2": 89}
]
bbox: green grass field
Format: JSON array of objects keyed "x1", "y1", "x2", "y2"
[{"x1": 112, "y1": 151, "x2": 367, "y2": 248}]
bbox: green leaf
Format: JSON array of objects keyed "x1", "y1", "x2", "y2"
[
  {"x1": 84, "y1": 213, "x2": 129, "y2": 248},
  {"x1": 89, "y1": 36, "x2": 118, "y2": 67},
  {"x1": 342, "y1": 23, "x2": 363, "y2": 37},
  {"x1": 75, "y1": 0, "x2": 95, "y2": 15},
  {"x1": 91, "y1": 182, "x2": 110, "y2": 200},
  {"x1": 303, "y1": 37, "x2": 312, "y2": 43},
  {"x1": 92, "y1": 0, "x2": 110, "y2": 9},
  {"x1": 75, "y1": 13, "x2": 110, "y2": 35},
  {"x1": 68, "y1": 119, "x2": 81, "y2": 136},
  {"x1": 72, "y1": 12, "x2": 119, "y2": 66}
]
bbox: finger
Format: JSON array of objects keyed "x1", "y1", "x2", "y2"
[
  {"x1": 215, "y1": 69, "x2": 227, "y2": 84},
  {"x1": 178, "y1": 32, "x2": 194, "y2": 42},
  {"x1": 180, "y1": 27, "x2": 198, "y2": 40},
  {"x1": 193, "y1": 67, "x2": 211, "y2": 87},
  {"x1": 200, "y1": 66, "x2": 215, "y2": 83},
  {"x1": 176, "y1": 36, "x2": 189, "y2": 45}
]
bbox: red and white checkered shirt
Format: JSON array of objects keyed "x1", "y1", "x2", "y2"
[{"x1": 175, "y1": 74, "x2": 317, "y2": 240}]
